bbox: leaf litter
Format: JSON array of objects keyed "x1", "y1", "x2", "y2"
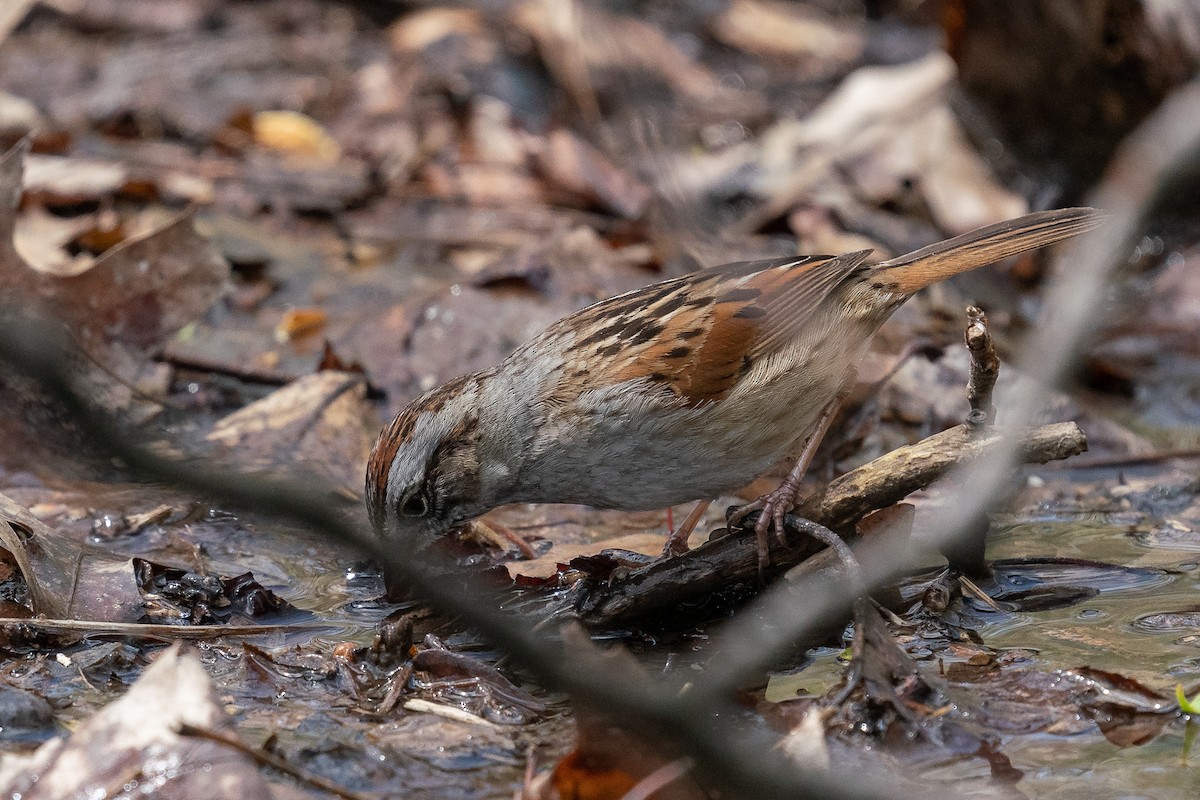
[{"x1": 0, "y1": 1, "x2": 1197, "y2": 798}]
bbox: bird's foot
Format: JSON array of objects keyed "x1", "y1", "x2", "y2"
[
  {"x1": 728, "y1": 483, "x2": 799, "y2": 580},
  {"x1": 660, "y1": 500, "x2": 713, "y2": 558}
]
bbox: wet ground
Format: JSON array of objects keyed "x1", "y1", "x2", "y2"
[{"x1": 1, "y1": 1, "x2": 1199, "y2": 798}]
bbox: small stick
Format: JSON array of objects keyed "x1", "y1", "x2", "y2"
[
  {"x1": 471, "y1": 518, "x2": 538, "y2": 560},
  {"x1": 949, "y1": 307, "x2": 1002, "y2": 575},
  {"x1": 578, "y1": 421, "x2": 1087, "y2": 626},
  {"x1": 373, "y1": 663, "x2": 413, "y2": 716},
  {"x1": 0, "y1": 618, "x2": 327, "y2": 640},
  {"x1": 175, "y1": 722, "x2": 370, "y2": 800},
  {"x1": 958, "y1": 575, "x2": 1003, "y2": 612},
  {"x1": 964, "y1": 306, "x2": 999, "y2": 426},
  {"x1": 159, "y1": 351, "x2": 299, "y2": 386},
  {"x1": 778, "y1": 517, "x2": 862, "y2": 588}
]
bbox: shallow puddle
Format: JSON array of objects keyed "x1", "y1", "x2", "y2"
[{"x1": 931, "y1": 512, "x2": 1199, "y2": 797}]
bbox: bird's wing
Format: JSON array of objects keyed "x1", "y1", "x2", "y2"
[{"x1": 540, "y1": 251, "x2": 871, "y2": 407}]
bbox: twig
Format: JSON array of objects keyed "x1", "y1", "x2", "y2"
[
  {"x1": 578, "y1": 421, "x2": 1086, "y2": 626},
  {"x1": 957, "y1": 575, "x2": 1003, "y2": 612},
  {"x1": 945, "y1": 306, "x2": 1001, "y2": 575},
  {"x1": 373, "y1": 663, "x2": 412, "y2": 716},
  {"x1": 175, "y1": 722, "x2": 370, "y2": 800},
  {"x1": 0, "y1": 617, "x2": 326, "y2": 639},
  {"x1": 799, "y1": 422, "x2": 1084, "y2": 534},
  {"x1": 1044, "y1": 447, "x2": 1200, "y2": 470},
  {"x1": 159, "y1": 350, "x2": 299, "y2": 386},
  {"x1": 963, "y1": 306, "x2": 999, "y2": 426}
]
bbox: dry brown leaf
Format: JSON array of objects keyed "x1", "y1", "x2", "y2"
[
  {"x1": 0, "y1": 492, "x2": 74, "y2": 618},
  {"x1": 504, "y1": 533, "x2": 664, "y2": 581},
  {"x1": 206, "y1": 370, "x2": 379, "y2": 493},
  {"x1": 0, "y1": 491, "x2": 159, "y2": 622},
  {"x1": 426, "y1": 162, "x2": 546, "y2": 207},
  {"x1": 536, "y1": 129, "x2": 651, "y2": 220},
  {"x1": 21, "y1": 153, "x2": 212, "y2": 207},
  {"x1": 852, "y1": 104, "x2": 1026, "y2": 233},
  {"x1": 275, "y1": 307, "x2": 328, "y2": 342},
  {"x1": 713, "y1": 52, "x2": 1026, "y2": 234},
  {"x1": 0, "y1": 92, "x2": 43, "y2": 138},
  {"x1": 388, "y1": 6, "x2": 485, "y2": 52},
  {"x1": 22, "y1": 153, "x2": 128, "y2": 206},
  {"x1": 252, "y1": 109, "x2": 341, "y2": 163},
  {"x1": 513, "y1": 0, "x2": 741, "y2": 106},
  {"x1": 12, "y1": 207, "x2": 97, "y2": 276},
  {"x1": 467, "y1": 97, "x2": 528, "y2": 167},
  {"x1": 0, "y1": 139, "x2": 230, "y2": 355}
]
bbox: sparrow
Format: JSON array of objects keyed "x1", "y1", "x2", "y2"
[{"x1": 366, "y1": 208, "x2": 1102, "y2": 571}]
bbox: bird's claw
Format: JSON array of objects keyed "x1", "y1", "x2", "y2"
[{"x1": 731, "y1": 489, "x2": 797, "y2": 582}]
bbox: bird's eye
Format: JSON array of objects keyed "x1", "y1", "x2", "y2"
[{"x1": 400, "y1": 492, "x2": 429, "y2": 518}]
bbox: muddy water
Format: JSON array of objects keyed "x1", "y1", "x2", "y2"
[
  {"x1": 7, "y1": 460, "x2": 1200, "y2": 798},
  {"x1": 755, "y1": 493, "x2": 1200, "y2": 798},
  {"x1": 982, "y1": 515, "x2": 1200, "y2": 799}
]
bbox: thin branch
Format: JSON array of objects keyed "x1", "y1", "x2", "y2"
[
  {"x1": 578, "y1": 421, "x2": 1084, "y2": 626},
  {"x1": 0, "y1": 618, "x2": 327, "y2": 639},
  {"x1": 176, "y1": 722, "x2": 370, "y2": 800},
  {"x1": 159, "y1": 350, "x2": 299, "y2": 386}
]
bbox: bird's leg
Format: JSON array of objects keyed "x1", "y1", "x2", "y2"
[
  {"x1": 661, "y1": 499, "x2": 713, "y2": 557},
  {"x1": 729, "y1": 377, "x2": 854, "y2": 577}
]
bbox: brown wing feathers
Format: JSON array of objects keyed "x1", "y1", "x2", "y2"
[
  {"x1": 557, "y1": 207, "x2": 1103, "y2": 408},
  {"x1": 590, "y1": 253, "x2": 869, "y2": 405},
  {"x1": 750, "y1": 250, "x2": 872, "y2": 357}
]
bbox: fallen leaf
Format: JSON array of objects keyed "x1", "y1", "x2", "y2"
[
  {"x1": 0, "y1": 139, "x2": 230, "y2": 356},
  {"x1": 0, "y1": 92, "x2": 42, "y2": 138},
  {"x1": 513, "y1": 0, "x2": 744, "y2": 107},
  {"x1": 206, "y1": 370, "x2": 379, "y2": 492},
  {"x1": 504, "y1": 533, "x2": 664, "y2": 581},
  {"x1": 0, "y1": 645, "x2": 274, "y2": 798},
  {"x1": 252, "y1": 109, "x2": 341, "y2": 163},
  {"x1": 388, "y1": 6, "x2": 485, "y2": 52},
  {"x1": 535, "y1": 129, "x2": 651, "y2": 220},
  {"x1": 712, "y1": 0, "x2": 863, "y2": 63},
  {"x1": 275, "y1": 307, "x2": 328, "y2": 342},
  {"x1": 0, "y1": 492, "x2": 74, "y2": 618},
  {"x1": 22, "y1": 153, "x2": 128, "y2": 207}
]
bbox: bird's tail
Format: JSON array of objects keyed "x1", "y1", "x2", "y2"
[{"x1": 868, "y1": 207, "x2": 1105, "y2": 295}]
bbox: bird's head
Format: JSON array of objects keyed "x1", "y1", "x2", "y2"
[{"x1": 365, "y1": 374, "x2": 490, "y2": 545}]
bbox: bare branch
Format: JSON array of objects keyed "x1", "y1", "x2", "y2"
[{"x1": 579, "y1": 421, "x2": 1085, "y2": 627}]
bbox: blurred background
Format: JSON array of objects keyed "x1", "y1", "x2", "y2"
[{"x1": 1, "y1": 2, "x2": 1200, "y2": 799}]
